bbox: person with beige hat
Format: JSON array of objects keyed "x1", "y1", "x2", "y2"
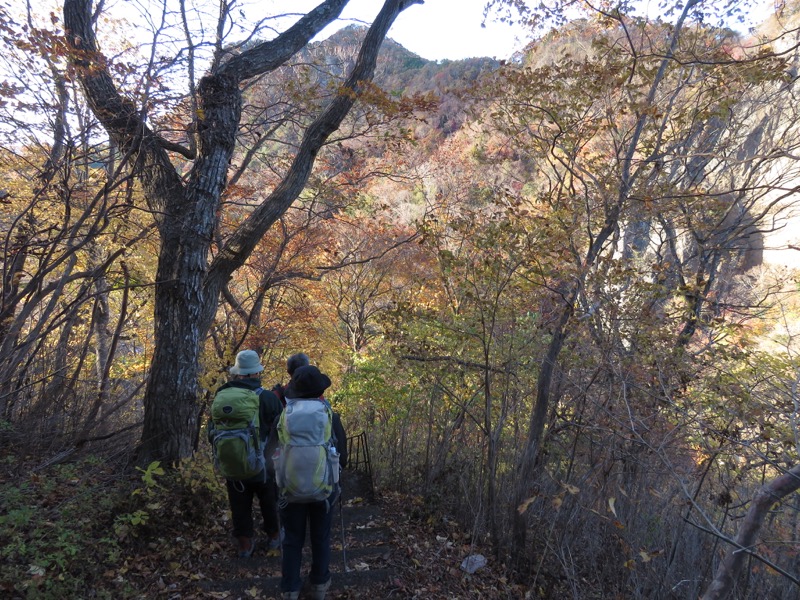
[{"x1": 210, "y1": 349, "x2": 283, "y2": 558}]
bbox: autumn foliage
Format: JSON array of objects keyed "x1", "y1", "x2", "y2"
[{"x1": 1, "y1": 0, "x2": 800, "y2": 598}]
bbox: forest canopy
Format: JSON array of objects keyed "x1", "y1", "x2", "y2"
[{"x1": 0, "y1": 0, "x2": 799, "y2": 598}]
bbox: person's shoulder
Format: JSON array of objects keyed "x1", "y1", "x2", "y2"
[
  {"x1": 258, "y1": 386, "x2": 281, "y2": 402},
  {"x1": 262, "y1": 387, "x2": 279, "y2": 399},
  {"x1": 283, "y1": 382, "x2": 298, "y2": 399}
]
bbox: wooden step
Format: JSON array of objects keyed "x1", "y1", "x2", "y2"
[{"x1": 198, "y1": 566, "x2": 395, "y2": 597}]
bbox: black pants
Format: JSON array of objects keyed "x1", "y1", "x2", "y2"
[
  {"x1": 225, "y1": 475, "x2": 280, "y2": 538},
  {"x1": 280, "y1": 493, "x2": 336, "y2": 593}
]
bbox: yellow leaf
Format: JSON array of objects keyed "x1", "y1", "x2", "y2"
[
  {"x1": 517, "y1": 496, "x2": 536, "y2": 514},
  {"x1": 608, "y1": 497, "x2": 617, "y2": 517},
  {"x1": 552, "y1": 495, "x2": 563, "y2": 509},
  {"x1": 564, "y1": 483, "x2": 580, "y2": 495},
  {"x1": 639, "y1": 549, "x2": 663, "y2": 562},
  {"x1": 624, "y1": 559, "x2": 635, "y2": 569}
]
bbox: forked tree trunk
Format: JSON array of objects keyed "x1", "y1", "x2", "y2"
[{"x1": 63, "y1": 0, "x2": 421, "y2": 465}]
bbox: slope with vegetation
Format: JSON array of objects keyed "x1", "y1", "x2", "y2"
[{"x1": 1, "y1": 0, "x2": 800, "y2": 598}]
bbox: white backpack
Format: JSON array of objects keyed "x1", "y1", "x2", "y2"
[{"x1": 273, "y1": 398, "x2": 340, "y2": 503}]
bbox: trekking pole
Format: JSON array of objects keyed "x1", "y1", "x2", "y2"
[{"x1": 339, "y1": 493, "x2": 348, "y2": 572}]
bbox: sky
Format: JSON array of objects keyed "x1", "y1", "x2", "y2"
[
  {"x1": 285, "y1": 0, "x2": 778, "y2": 62},
  {"x1": 285, "y1": 0, "x2": 534, "y2": 61},
  {"x1": 38, "y1": 0, "x2": 780, "y2": 64}
]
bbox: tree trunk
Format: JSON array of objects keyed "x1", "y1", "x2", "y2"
[
  {"x1": 511, "y1": 310, "x2": 570, "y2": 565},
  {"x1": 140, "y1": 223, "x2": 216, "y2": 462},
  {"x1": 701, "y1": 464, "x2": 800, "y2": 600}
]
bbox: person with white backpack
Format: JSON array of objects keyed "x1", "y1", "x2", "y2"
[{"x1": 274, "y1": 365, "x2": 347, "y2": 600}]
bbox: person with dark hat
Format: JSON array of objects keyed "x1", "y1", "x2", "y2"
[
  {"x1": 277, "y1": 365, "x2": 347, "y2": 600},
  {"x1": 283, "y1": 363, "x2": 347, "y2": 483},
  {"x1": 210, "y1": 349, "x2": 283, "y2": 558}
]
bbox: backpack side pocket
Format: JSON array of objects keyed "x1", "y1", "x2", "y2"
[{"x1": 328, "y1": 445, "x2": 340, "y2": 485}]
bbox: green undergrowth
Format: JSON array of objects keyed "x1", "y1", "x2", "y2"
[{"x1": 0, "y1": 450, "x2": 227, "y2": 599}]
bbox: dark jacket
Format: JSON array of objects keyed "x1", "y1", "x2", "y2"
[
  {"x1": 271, "y1": 382, "x2": 287, "y2": 407},
  {"x1": 332, "y1": 412, "x2": 347, "y2": 469}
]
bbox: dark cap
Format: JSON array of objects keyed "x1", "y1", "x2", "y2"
[{"x1": 286, "y1": 352, "x2": 310, "y2": 376}]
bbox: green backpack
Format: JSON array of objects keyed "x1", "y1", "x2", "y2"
[{"x1": 209, "y1": 386, "x2": 266, "y2": 481}]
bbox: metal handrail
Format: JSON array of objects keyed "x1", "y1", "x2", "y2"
[{"x1": 346, "y1": 431, "x2": 375, "y2": 500}]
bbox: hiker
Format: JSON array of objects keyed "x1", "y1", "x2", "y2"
[
  {"x1": 271, "y1": 352, "x2": 310, "y2": 406},
  {"x1": 275, "y1": 365, "x2": 347, "y2": 600},
  {"x1": 276, "y1": 354, "x2": 346, "y2": 459},
  {"x1": 208, "y1": 349, "x2": 283, "y2": 558}
]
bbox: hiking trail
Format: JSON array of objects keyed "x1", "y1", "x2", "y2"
[{"x1": 196, "y1": 469, "x2": 396, "y2": 599}]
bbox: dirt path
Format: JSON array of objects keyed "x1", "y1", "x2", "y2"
[{"x1": 195, "y1": 470, "x2": 395, "y2": 599}]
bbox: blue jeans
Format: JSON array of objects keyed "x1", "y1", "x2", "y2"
[{"x1": 280, "y1": 492, "x2": 337, "y2": 593}]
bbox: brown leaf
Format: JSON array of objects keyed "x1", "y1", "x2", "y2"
[{"x1": 517, "y1": 496, "x2": 536, "y2": 514}]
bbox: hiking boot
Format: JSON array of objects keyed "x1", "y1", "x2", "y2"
[
  {"x1": 236, "y1": 536, "x2": 255, "y2": 558},
  {"x1": 281, "y1": 592, "x2": 299, "y2": 600},
  {"x1": 308, "y1": 579, "x2": 331, "y2": 600}
]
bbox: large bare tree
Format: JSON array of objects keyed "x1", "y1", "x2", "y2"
[{"x1": 62, "y1": 0, "x2": 420, "y2": 464}]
